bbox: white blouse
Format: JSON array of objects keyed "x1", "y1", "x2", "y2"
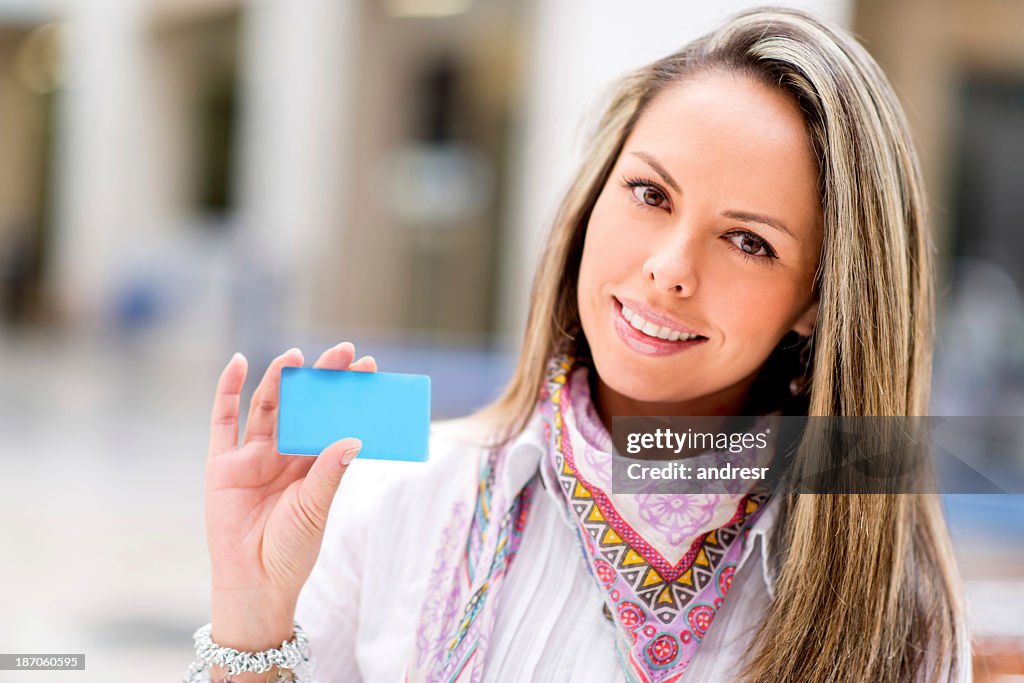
[
  {"x1": 294, "y1": 416, "x2": 786, "y2": 682},
  {"x1": 282, "y1": 413, "x2": 972, "y2": 682}
]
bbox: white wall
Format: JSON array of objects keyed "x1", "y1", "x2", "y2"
[
  {"x1": 234, "y1": 0, "x2": 360, "y2": 331},
  {"x1": 49, "y1": 0, "x2": 148, "y2": 322}
]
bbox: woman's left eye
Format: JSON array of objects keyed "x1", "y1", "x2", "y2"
[{"x1": 725, "y1": 231, "x2": 777, "y2": 260}]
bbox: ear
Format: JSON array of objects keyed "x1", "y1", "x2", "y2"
[{"x1": 792, "y1": 298, "x2": 819, "y2": 337}]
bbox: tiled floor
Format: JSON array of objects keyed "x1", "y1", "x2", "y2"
[{"x1": 0, "y1": 331, "x2": 219, "y2": 682}]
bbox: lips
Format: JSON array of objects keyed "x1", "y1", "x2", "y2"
[
  {"x1": 614, "y1": 296, "x2": 706, "y2": 340},
  {"x1": 611, "y1": 297, "x2": 708, "y2": 357}
]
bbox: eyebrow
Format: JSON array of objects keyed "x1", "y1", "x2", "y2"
[
  {"x1": 630, "y1": 150, "x2": 798, "y2": 242},
  {"x1": 630, "y1": 151, "x2": 681, "y2": 194},
  {"x1": 721, "y1": 210, "x2": 797, "y2": 241}
]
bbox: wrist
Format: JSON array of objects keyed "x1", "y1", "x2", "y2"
[{"x1": 211, "y1": 588, "x2": 297, "y2": 651}]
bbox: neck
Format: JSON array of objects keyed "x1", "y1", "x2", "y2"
[{"x1": 590, "y1": 370, "x2": 760, "y2": 433}]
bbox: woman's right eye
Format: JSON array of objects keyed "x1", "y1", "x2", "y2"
[{"x1": 622, "y1": 177, "x2": 670, "y2": 211}]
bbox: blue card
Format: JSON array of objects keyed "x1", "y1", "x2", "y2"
[{"x1": 277, "y1": 367, "x2": 431, "y2": 461}]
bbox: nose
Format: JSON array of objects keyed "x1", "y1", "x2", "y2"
[{"x1": 643, "y1": 231, "x2": 700, "y2": 296}]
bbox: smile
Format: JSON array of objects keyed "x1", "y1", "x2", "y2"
[
  {"x1": 620, "y1": 304, "x2": 703, "y2": 341},
  {"x1": 611, "y1": 297, "x2": 708, "y2": 357}
]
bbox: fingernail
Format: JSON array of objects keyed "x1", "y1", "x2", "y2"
[
  {"x1": 231, "y1": 352, "x2": 244, "y2": 363},
  {"x1": 340, "y1": 441, "x2": 362, "y2": 466}
]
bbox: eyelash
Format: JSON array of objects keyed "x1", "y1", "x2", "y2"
[
  {"x1": 622, "y1": 176, "x2": 670, "y2": 210},
  {"x1": 619, "y1": 175, "x2": 778, "y2": 263}
]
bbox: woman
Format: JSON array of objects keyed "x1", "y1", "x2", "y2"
[{"x1": 188, "y1": 7, "x2": 969, "y2": 682}]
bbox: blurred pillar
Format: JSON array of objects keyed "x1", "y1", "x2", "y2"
[
  {"x1": 497, "y1": 0, "x2": 852, "y2": 343},
  {"x1": 50, "y1": 0, "x2": 148, "y2": 325},
  {"x1": 233, "y1": 0, "x2": 360, "y2": 335}
]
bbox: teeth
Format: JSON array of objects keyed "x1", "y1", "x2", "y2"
[{"x1": 619, "y1": 301, "x2": 701, "y2": 342}]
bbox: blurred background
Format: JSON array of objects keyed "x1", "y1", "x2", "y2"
[{"x1": 0, "y1": 0, "x2": 1021, "y2": 680}]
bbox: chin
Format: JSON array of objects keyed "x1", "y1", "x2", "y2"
[{"x1": 592, "y1": 352, "x2": 693, "y2": 404}]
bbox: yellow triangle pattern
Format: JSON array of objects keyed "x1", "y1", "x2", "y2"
[
  {"x1": 696, "y1": 548, "x2": 709, "y2": 567},
  {"x1": 587, "y1": 506, "x2": 605, "y2": 524},
  {"x1": 602, "y1": 528, "x2": 623, "y2": 545},
  {"x1": 622, "y1": 549, "x2": 645, "y2": 566},
  {"x1": 573, "y1": 482, "x2": 592, "y2": 499},
  {"x1": 657, "y1": 586, "x2": 673, "y2": 605},
  {"x1": 641, "y1": 568, "x2": 664, "y2": 587}
]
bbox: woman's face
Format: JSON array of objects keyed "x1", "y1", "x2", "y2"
[{"x1": 578, "y1": 71, "x2": 823, "y2": 418}]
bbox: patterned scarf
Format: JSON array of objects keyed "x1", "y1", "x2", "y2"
[
  {"x1": 541, "y1": 354, "x2": 771, "y2": 682},
  {"x1": 407, "y1": 352, "x2": 771, "y2": 682},
  {"x1": 406, "y1": 446, "x2": 534, "y2": 682}
]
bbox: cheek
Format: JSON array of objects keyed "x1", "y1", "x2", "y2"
[
  {"x1": 713, "y1": 271, "x2": 808, "y2": 344},
  {"x1": 579, "y1": 201, "x2": 640, "y2": 298}
]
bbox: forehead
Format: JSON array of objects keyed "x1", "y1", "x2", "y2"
[{"x1": 623, "y1": 71, "x2": 820, "y2": 223}]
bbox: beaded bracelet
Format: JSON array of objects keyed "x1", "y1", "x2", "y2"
[{"x1": 183, "y1": 622, "x2": 316, "y2": 682}]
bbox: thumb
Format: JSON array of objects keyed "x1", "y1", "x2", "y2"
[{"x1": 295, "y1": 437, "x2": 362, "y2": 530}]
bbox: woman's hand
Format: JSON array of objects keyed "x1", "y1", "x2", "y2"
[{"x1": 203, "y1": 342, "x2": 376, "y2": 655}]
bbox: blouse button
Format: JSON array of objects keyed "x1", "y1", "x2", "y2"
[{"x1": 602, "y1": 603, "x2": 614, "y2": 623}]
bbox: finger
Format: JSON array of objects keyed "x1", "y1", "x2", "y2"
[
  {"x1": 242, "y1": 348, "x2": 304, "y2": 445},
  {"x1": 313, "y1": 341, "x2": 356, "y2": 371},
  {"x1": 209, "y1": 353, "x2": 248, "y2": 457},
  {"x1": 347, "y1": 355, "x2": 377, "y2": 373},
  {"x1": 295, "y1": 437, "x2": 363, "y2": 530}
]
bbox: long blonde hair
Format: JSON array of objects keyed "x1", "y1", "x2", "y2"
[{"x1": 472, "y1": 6, "x2": 965, "y2": 681}]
